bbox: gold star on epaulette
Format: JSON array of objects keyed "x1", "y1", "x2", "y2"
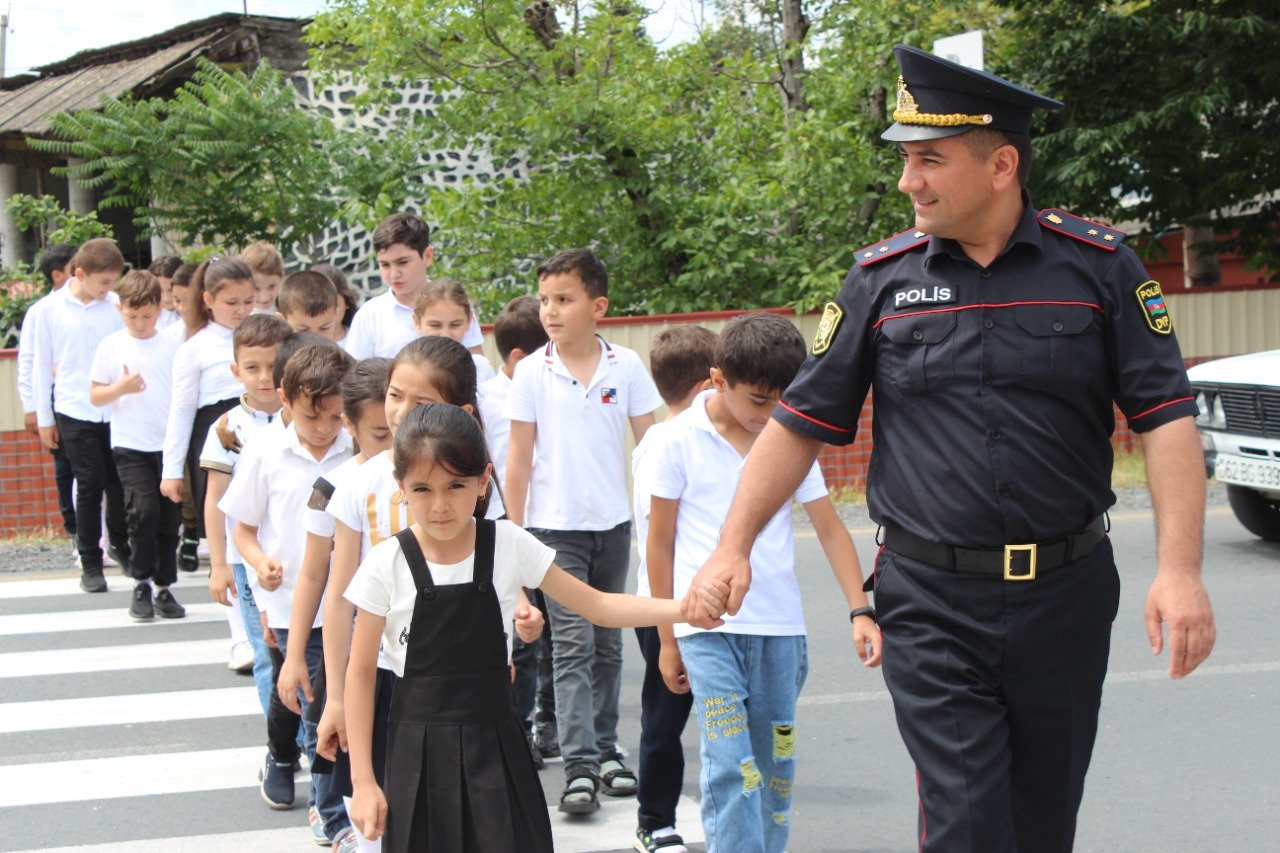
[
  {"x1": 855, "y1": 227, "x2": 931, "y2": 267},
  {"x1": 1087, "y1": 229, "x2": 1098, "y2": 236},
  {"x1": 1037, "y1": 208, "x2": 1127, "y2": 252},
  {"x1": 1104, "y1": 235, "x2": 1115, "y2": 242}
]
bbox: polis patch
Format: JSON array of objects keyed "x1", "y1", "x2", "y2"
[
  {"x1": 812, "y1": 302, "x2": 843, "y2": 355},
  {"x1": 892, "y1": 285, "x2": 954, "y2": 310},
  {"x1": 1135, "y1": 280, "x2": 1172, "y2": 334}
]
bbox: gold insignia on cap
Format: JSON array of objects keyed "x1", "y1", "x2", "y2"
[
  {"x1": 1087, "y1": 229, "x2": 1099, "y2": 236},
  {"x1": 812, "y1": 302, "x2": 844, "y2": 356},
  {"x1": 1047, "y1": 213, "x2": 1064, "y2": 225},
  {"x1": 1104, "y1": 234, "x2": 1115, "y2": 242},
  {"x1": 893, "y1": 76, "x2": 996, "y2": 128}
]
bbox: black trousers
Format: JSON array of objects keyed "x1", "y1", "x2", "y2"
[
  {"x1": 266, "y1": 643, "x2": 303, "y2": 764},
  {"x1": 187, "y1": 397, "x2": 239, "y2": 539},
  {"x1": 50, "y1": 444, "x2": 77, "y2": 536},
  {"x1": 55, "y1": 414, "x2": 127, "y2": 569},
  {"x1": 876, "y1": 537, "x2": 1121, "y2": 853},
  {"x1": 634, "y1": 625, "x2": 694, "y2": 832},
  {"x1": 112, "y1": 448, "x2": 181, "y2": 586}
]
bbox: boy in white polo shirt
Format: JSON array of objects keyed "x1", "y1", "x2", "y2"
[
  {"x1": 31, "y1": 238, "x2": 129, "y2": 593},
  {"x1": 343, "y1": 212, "x2": 484, "y2": 358},
  {"x1": 646, "y1": 313, "x2": 882, "y2": 853},
  {"x1": 219, "y1": 342, "x2": 355, "y2": 843},
  {"x1": 504, "y1": 248, "x2": 663, "y2": 812},
  {"x1": 88, "y1": 270, "x2": 185, "y2": 620}
]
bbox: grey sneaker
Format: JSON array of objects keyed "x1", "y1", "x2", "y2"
[
  {"x1": 535, "y1": 724, "x2": 561, "y2": 759},
  {"x1": 129, "y1": 584, "x2": 154, "y2": 620},
  {"x1": 331, "y1": 827, "x2": 360, "y2": 853},
  {"x1": 154, "y1": 588, "x2": 186, "y2": 619},
  {"x1": 80, "y1": 569, "x2": 108, "y2": 594}
]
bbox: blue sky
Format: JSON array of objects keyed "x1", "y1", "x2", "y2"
[{"x1": 3, "y1": 0, "x2": 701, "y2": 78}]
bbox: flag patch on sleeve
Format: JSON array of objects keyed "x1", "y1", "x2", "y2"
[{"x1": 1135, "y1": 280, "x2": 1172, "y2": 335}]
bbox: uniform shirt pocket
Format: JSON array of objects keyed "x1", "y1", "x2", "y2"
[
  {"x1": 879, "y1": 312, "x2": 959, "y2": 396},
  {"x1": 1014, "y1": 304, "x2": 1103, "y2": 383}
]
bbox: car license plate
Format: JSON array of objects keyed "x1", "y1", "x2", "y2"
[{"x1": 1216, "y1": 456, "x2": 1280, "y2": 489}]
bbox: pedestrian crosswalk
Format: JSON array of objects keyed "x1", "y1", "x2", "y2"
[{"x1": 0, "y1": 573, "x2": 705, "y2": 852}]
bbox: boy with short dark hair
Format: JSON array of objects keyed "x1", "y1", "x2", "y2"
[
  {"x1": 89, "y1": 270, "x2": 185, "y2": 619},
  {"x1": 629, "y1": 324, "x2": 717, "y2": 853},
  {"x1": 220, "y1": 342, "x2": 355, "y2": 843},
  {"x1": 18, "y1": 243, "x2": 79, "y2": 541},
  {"x1": 505, "y1": 248, "x2": 663, "y2": 811},
  {"x1": 32, "y1": 238, "x2": 129, "y2": 592},
  {"x1": 277, "y1": 270, "x2": 341, "y2": 340},
  {"x1": 344, "y1": 213, "x2": 435, "y2": 358},
  {"x1": 241, "y1": 240, "x2": 285, "y2": 315},
  {"x1": 647, "y1": 313, "x2": 881, "y2": 852}
]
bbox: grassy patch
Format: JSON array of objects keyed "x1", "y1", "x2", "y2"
[
  {"x1": 1112, "y1": 449, "x2": 1147, "y2": 488},
  {"x1": 828, "y1": 485, "x2": 867, "y2": 505},
  {"x1": 0, "y1": 527, "x2": 69, "y2": 546}
]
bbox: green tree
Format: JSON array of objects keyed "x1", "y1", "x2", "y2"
[
  {"x1": 31, "y1": 58, "x2": 344, "y2": 255},
  {"x1": 999, "y1": 0, "x2": 1280, "y2": 282},
  {"x1": 6, "y1": 193, "x2": 113, "y2": 250}
]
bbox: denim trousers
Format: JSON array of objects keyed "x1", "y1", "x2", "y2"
[
  {"x1": 112, "y1": 449, "x2": 180, "y2": 586},
  {"x1": 231, "y1": 563, "x2": 273, "y2": 716},
  {"x1": 678, "y1": 632, "x2": 809, "y2": 853},
  {"x1": 276, "y1": 626, "x2": 350, "y2": 840},
  {"x1": 55, "y1": 414, "x2": 127, "y2": 568},
  {"x1": 529, "y1": 523, "x2": 631, "y2": 778}
]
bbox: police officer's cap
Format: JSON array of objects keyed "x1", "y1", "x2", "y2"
[{"x1": 882, "y1": 44, "x2": 1063, "y2": 142}]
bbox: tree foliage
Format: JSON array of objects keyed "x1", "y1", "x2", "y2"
[
  {"x1": 999, "y1": 0, "x2": 1280, "y2": 278},
  {"x1": 31, "y1": 58, "x2": 343, "y2": 255},
  {"x1": 6, "y1": 192, "x2": 113, "y2": 249}
]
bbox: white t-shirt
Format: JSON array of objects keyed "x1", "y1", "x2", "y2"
[
  {"x1": 504, "y1": 338, "x2": 661, "y2": 530},
  {"x1": 162, "y1": 318, "x2": 188, "y2": 342},
  {"x1": 88, "y1": 329, "x2": 180, "y2": 452},
  {"x1": 305, "y1": 453, "x2": 368, "y2": 539},
  {"x1": 630, "y1": 420, "x2": 675, "y2": 599},
  {"x1": 17, "y1": 291, "x2": 55, "y2": 414},
  {"x1": 328, "y1": 451, "x2": 412, "y2": 556},
  {"x1": 219, "y1": 422, "x2": 354, "y2": 629},
  {"x1": 650, "y1": 390, "x2": 827, "y2": 638},
  {"x1": 478, "y1": 371, "x2": 513, "y2": 489},
  {"x1": 472, "y1": 352, "x2": 496, "y2": 386},
  {"x1": 199, "y1": 399, "x2": 283, "y2": 565},
  {"x1": 157, "y1": 307, "x2": 182, "y2": 330},
  {"x1": 344, "y1": 519, "x2": 554, "y2": 673},
  {"x1": 31, "y1": 287, "x2": 122, "y2": 426},
  {"x1": 163, "y1": 322, "x2": 240, "y2": 479}
]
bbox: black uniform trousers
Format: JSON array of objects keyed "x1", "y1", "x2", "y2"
[
  {"x1": 875, "y1": 537, "x2": 1121, "y2": 853},
  {"x1": 112, "y1": 448, "x2": 181, "y2": 586},
  {"x1": 55, "y1": 414, "x2": 128, "y2": 569},
  {"x1": 634, "y1": 625, "x2": 694, "y2": 832}
]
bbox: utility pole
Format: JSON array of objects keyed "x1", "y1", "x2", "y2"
[{"x1": 0, "y1": 10, "x2": 9, "y2": 80}]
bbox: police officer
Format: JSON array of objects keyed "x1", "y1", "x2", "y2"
[{"x1": 684, "y1": 45, "x2": 1216, "y2": 851}]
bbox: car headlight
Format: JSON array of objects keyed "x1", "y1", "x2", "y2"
[
  {"x1": 1195, "y1": 391, "x2": 1211, "y2": 425},
  {"x1": 1210, "y1": 394, "x2": 1226, "y2": 428},
  {"x1": 1194, "y1": 390, "x2": 1228, "y2": 429}
]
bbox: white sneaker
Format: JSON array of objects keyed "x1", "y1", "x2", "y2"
[
  {"x1": 73, "y1": 549, "x2": 82, "y2": 570},
  {"x1": 228, "y1": 641, "x2": 255, "y2": 673},
  {"x1": 197, "y1": 539, "x2": 210, "y2": 559}
]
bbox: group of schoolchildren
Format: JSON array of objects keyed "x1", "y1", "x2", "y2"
[{"x1": 16, "y1": 209, "x2": 882, "y2": 853}]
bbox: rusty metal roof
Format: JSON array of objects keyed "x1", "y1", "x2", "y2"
[{"x1": 0, "y1": 35, "x2": 214, "y2": 137}]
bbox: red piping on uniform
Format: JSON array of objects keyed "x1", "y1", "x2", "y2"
[
  {"x1": 1129, "y1": 396, "x2": 1195, "y2": 421},
  {"x1": 776, "y1": 401, "x2": 854, "y2": 435},
  {"x1": 917, "y1": 768, "x2": 928, "y2": 851},
  {"x1": 873, "y1": 300, "x2": 1103, "y2": 330}
]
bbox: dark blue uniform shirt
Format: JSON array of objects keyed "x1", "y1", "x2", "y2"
[{"x1": 775, "y1": 194, "x2": 1198, "y2": 547}]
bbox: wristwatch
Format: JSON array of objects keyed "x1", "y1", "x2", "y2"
[{"x1": 849, "y1": 606, "x2": 877, "y2": 623}]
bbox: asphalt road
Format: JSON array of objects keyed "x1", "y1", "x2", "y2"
[{"x1": 1, "y1": 501, "x2": 1275, "y2": 852}]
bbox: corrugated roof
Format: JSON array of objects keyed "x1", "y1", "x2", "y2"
[{"x1": 0, "y1": 35, "x2": 213, "y2": 137}]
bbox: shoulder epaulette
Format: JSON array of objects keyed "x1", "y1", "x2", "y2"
[
  {"x1": 855, "y1": 228, "x2": 931, "y2": 267},
  {"x1": 1038, "y1": 209, "x2": 1126, "y2": 251}
]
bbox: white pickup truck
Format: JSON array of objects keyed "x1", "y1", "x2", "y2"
[{"x1": 1187, "y1": 349, "x2": 1280, "y2": 541}]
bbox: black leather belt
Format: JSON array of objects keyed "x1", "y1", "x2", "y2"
[{"x1": 881, "y1": 515, "x2": 1108, "y2": 581}]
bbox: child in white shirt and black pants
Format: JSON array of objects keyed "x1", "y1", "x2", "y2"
[{"x1": 89, "y1": 270, "x2": 185, "y2": 620}]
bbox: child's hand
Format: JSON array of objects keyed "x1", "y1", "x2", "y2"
[
  {"x1": 514, "y1": 602, "x2": 544, "y2": 643},
  {"x1": 256, "y1": 556, "x2": 284, "y2": 592},
  {"x1": 276, "y1": 654, "x2": 314, "y2": 715},
  {"x1": 852, "y1": 615, "x2": 883, "y2": 668},
  {"x1": 350, "y1": 781, "x2": 388, "y2": 841},
  {"x1": 38, "y1": 424, "x2": 60, "y2": 451},
  {"x1": 316, "y1": 701, "x2": 347, "y2": 761},
  {"x1": 116, "y1": 365, "x2": 146, "y2": 396},
  {"x1": 261, "y1": 613, "x2": 278, "y2": 650},
  {"x1": 160, "y1": 478, "x2": 184, "y2": 503},
  {"x1": 208, "y1": 563, "x2": 236, "y2": 605},
  {"x1": 698, "y1": 577, "x2": 731, "y2": 618},
  {"x1": 215, "y1": 413, "x2": 242, "y2": 453},
  {"x1": 682, "y1": 586, "x2": 725, "y2": 631},
  {"x1": 658, "y1": 643, "x2": 690, "y2": 694}
]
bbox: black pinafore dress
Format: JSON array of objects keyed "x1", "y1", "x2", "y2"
[{"x1": 384, "y1": 522, "x2": 553, "y2": 853}]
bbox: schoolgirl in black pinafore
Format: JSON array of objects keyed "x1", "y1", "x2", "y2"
[{"x1": 383, "y1": 521, "x2": 552, "y2": 853}]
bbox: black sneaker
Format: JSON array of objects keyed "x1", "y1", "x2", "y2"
[
  {"x1": 79, "y1": 569, "x2": 107, "y2": 593},
  {"x1": 260, "y1": 753, "x2": 296, "y2": 809},
  {"x1": 154, "y1": 588, "x2": 187, "y2": 619},
  {"x1": 178, "y1": 538, "x2": 199, "y2": 572},
  {"x1": 535, "y1": 724, "x2": 561, "y2": 759},
  {"x1": 527, "y1": 733, "x2": 545, "y2": 771},
  {"x1": 107, "y1": 545, "x2": 132, "y2": 577},
  {"x1": 129, "y1": 584, "x2": 154, "y2": 620}
]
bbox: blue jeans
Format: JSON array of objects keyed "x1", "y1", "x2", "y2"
[
  {"x1": 678, "y1": 632, "x2": 809, "y2": 853},
  {"x1": 231, "y1": 563, "x2": 273, "y2": 717},
  {"x1": 528, "y1": 523, "x2": 631, "y2": 779},
  {"x1": 276, "y1": 626, "x2": 350, "y2": 840}
]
